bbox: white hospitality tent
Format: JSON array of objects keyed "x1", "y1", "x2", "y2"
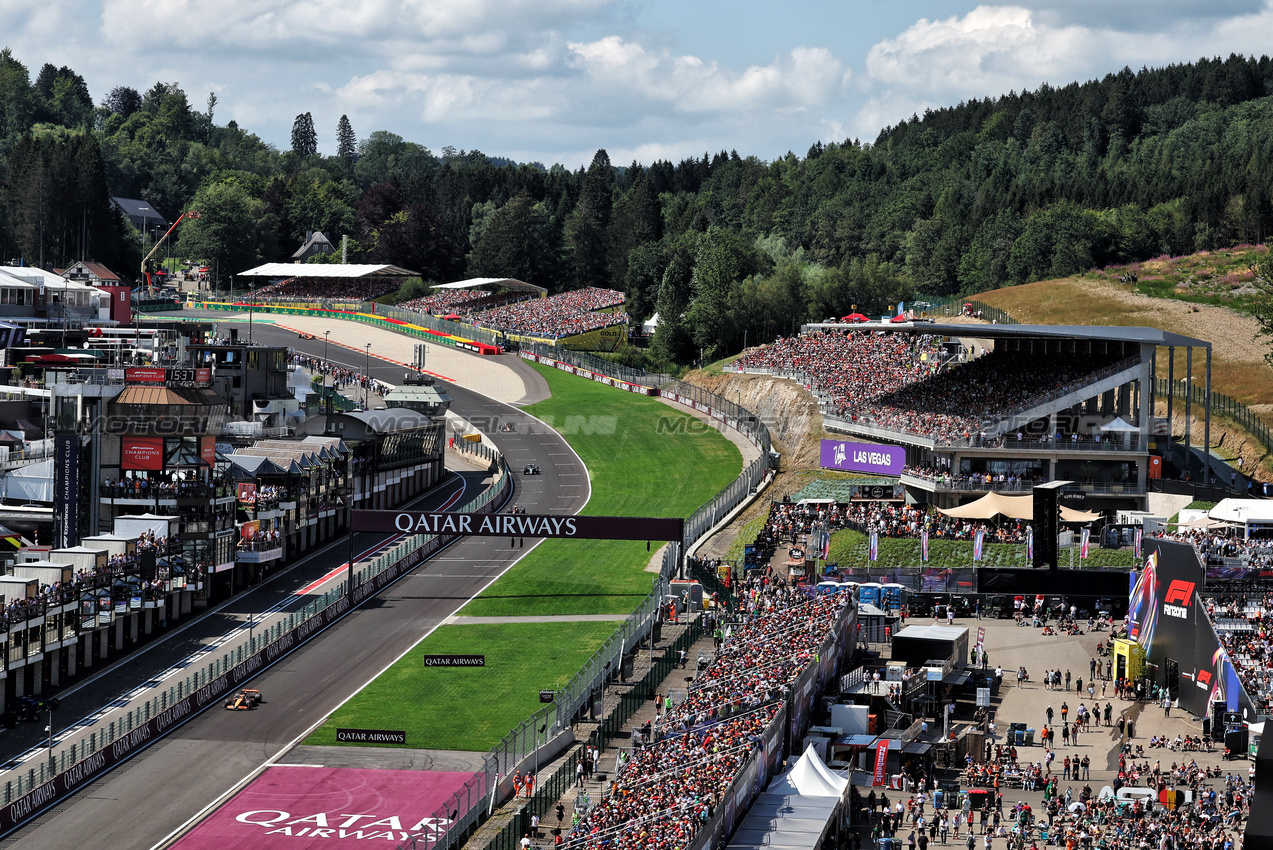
[
  {"x1": 726, "y1": 745, "x2": 848, "y2": 850},
  {"x1": 1209, "y1": 499, "x2": 1273, "y2": 539}
]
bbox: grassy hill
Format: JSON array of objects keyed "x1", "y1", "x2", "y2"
[{"x1": 975, "y1": 245, "x2": 1273, "y2": 410}]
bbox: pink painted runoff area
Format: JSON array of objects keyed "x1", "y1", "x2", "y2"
[{"x1": 174, "y1": 766, "x2": 478, "y2": 848}]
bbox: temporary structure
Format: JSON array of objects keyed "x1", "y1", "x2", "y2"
[{"x1": 939, "y1": 492, "x2": 1033, "y2": 520}]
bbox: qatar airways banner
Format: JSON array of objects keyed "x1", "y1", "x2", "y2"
[
  {"x1": 173, "y1": 766, "x2": 478, "y2": 848},
  {"x1": 820, "y1": 439, "x2": 905, "y2": 476},
  {"x1": 352, "y1": 510, "x2": 684, "y2": 541}
]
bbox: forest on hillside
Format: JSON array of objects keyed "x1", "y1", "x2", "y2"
[{"x1": 1, "y1": 49, "x2": 1273, "y2": 365}]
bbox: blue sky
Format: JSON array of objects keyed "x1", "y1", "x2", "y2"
[{"x1": 4, "y1": 1, "x2": 1272, "y2": 168}]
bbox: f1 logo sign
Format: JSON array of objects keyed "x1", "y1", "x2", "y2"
[
  {"x1": 1164, "y1": 581, "x2": 1195, "y2": 606},
  {"x1": 1163, "y1": 580, "x2": 1194, "y2": 619},
  {"x1": 1196, "y1": 670, "x2": 1212, "y2": 687}
]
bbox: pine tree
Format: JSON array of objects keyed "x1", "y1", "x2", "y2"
[
  {"x1": 337, "y1": 114, "x2": 356, "y2": 162},
  {"x1": 291, "y1": 112, "x2": 317, "y2": 157}
]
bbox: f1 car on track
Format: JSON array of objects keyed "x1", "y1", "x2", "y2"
[
  {"x1": 13, "y1": 696, "x2": 59, "y2": 721},
  {"x1": 298, "y1": 332, "x2": 316, "y2": 340},
  {"x1": 224, "y1": 688, "x2": 265, "y2": 710},
  {"x1": 522, "y1": 464, "x2": 540, "y2": 475}
]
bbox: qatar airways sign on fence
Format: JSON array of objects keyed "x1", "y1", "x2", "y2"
[
  {"x1": 819, "y1": 439, "x2": 905, "y2": 476},
  {"x1": 351, "y1": 510, "x2": 684, "y2": 541}
]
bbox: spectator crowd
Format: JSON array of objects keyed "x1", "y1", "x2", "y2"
[
  {"x1": 398, "y1": 289, "x2": 519, "y2": 316},
  {"x1": 567, "y1": 582, "x2": 848, "y2": 850},
  {"x1": 469, "y1": 287, "x2": 627, "y2": 339},
  {"x1": 738, "y1": 331, "x2": 1119, "y2": 444}
]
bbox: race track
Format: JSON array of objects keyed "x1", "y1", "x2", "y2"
[{"x1": 5, "y1": 320, "x2": 587, "y2": 849}]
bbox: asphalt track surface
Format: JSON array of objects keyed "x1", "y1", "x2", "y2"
[{"x1": 4, "y1": 320, "x2": 588, "y2": 849}]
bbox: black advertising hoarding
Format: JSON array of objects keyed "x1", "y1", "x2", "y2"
[
  {"x1": 53, "y1": 432, "x2": 79, "y2": 550},
  {"x1": 352, "y1": 510, "x2": 684, "y2": 541},
  {"x1": 422, "y1": 654, "x2": 486, "y2": 667},
  {"x1": 1133, "y1": 539, "x2": 1255, "y2": 720}
]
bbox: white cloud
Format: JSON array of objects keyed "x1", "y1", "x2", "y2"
[
  {"x1": 566, "y1": 37, "x2": 851, "y2": 113},
  {"x1": 852, "y1": 3, "x2": 1273, "y2": 143}
]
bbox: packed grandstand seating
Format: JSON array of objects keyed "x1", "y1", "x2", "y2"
[
  {"x1": 397, "y1": 289, "x2": 518, "y2": 316},
  {"x1": 469, "y1": 287, "x2": 627, "y2": 339},
  {"x1": 738, "y1": 331, "x2": 1121, "y2": 444},
  {"x1": 568, "y1": 587, "x2": 847, "y2": 850},
  {"x1": 250, "y1": 278, "x2": 398, "y2": 301},
  {"x1": 1208, "y1": 594, "x2": 1273, "y2": 716},
  {"x1": 1162, "y1": 529, "x2": 1273, "y2": 715}
]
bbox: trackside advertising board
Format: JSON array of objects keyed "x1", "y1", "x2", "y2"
[
  {"x1": 819, "y1": 439, "x2": 905, "y2": 476},
  {"x1": 352, "y1": 510, "x2": 684, "y2": 541},
  {"x1": 173, "y1": 766, "x2": 478, "y2": 848}
]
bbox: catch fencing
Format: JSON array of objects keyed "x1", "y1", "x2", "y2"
[
  {"x1": 409, "y1": 347, "x2": 776, "y2": 850},
  {"x1": 0, "y1": 462, "x2": 513, "y2": 834}
]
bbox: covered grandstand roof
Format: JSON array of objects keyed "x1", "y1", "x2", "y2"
[
  {"x1": 803, "y1": 321, "x2": 1211, "y2": 350},
  {"x1": 237, "y1": 263, "x2": 418, "y2": 278},
  {"x1": 432, "y1": 277, "x2": 547, "y2": 295}
]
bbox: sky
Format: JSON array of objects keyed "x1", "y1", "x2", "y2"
[{"x1": 5, "y1": 0, "x2": 1273, "y2": 169}]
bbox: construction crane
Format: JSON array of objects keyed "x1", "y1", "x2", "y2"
[{"x1": 140, "y1": 210, "x2": 201, "y2": 294}]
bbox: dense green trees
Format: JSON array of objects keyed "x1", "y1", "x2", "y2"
[{"x1": 1, "y1": 48, "x2": 1273, "y2": 364}]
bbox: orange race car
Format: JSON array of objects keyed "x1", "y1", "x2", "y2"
[{"x1": 224, "y1": 688, "x2": 265, "y2": 710}]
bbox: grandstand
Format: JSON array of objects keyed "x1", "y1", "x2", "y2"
[
  {"x1": 399, "y1": 282, "x2": 629, "y2": 350},
  {"x1": 740, "y1": 320, "x2": 1215, "y2": 513},
  {"x1": 236, "y1": 263, "x2": 418, "y2": 303}
]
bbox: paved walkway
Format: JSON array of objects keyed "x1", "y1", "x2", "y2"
[{"x1": 848, "y1": 615, "x2": 1249, "y2": 846}]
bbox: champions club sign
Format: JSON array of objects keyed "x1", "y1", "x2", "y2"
[{"x1": 352, "y1": 510, "x2": 684, "y2": 541}]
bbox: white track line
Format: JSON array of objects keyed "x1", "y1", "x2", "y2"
[{"x1": 149, "y1": 383, "x2": 592, "y2": 850}]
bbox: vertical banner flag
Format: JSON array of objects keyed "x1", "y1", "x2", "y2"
[
  {"x1": 869, "y1": 531, "x2": 879, "y2": 563},
  {"x1": 973, "y1": 530, "x2": 985, "y2": 562},
  {"x1": 920, "y1": 529, "x2": 930, "y2": 563},
  {"x1": 1026, "y1": 526, "x2": 1034, "y2": 560},
  {"x1": 872, "y1": 739, "x2": 890, "y2": 786},
  {"x1": 1134, "y1": 527, "x2": 1143, "y2": 557},
  {"x1": 1080, "y1": 528, "x2": 1091, "y2": 559},
  {"x1": 820, "y1": 530, "x2": 830, "y2": 560}
]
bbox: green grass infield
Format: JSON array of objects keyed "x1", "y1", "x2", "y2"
[
  {"x1": 459, "y1": 362, "x2": 741, "y2": 617},
  {"x1": 306, "y1": 361, "x2": 742, "y2": 751},
  {"x1": 307, "y1": 621, "x2": 618, "y2": 751}
]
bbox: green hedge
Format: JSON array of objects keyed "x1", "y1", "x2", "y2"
[{"x1": 825, "y1": 529, "x2": 1136, "y2": 569}]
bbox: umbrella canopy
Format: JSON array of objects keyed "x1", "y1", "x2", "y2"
[
  {"x1": 889, "y1": 314, "x2": 908, "y2": 323},
  {"x1": 842, "y1": 313, "x2": 869, "y2": 323},
  {"x1": 939, "y1": 492, "x2": 1033, "y2": 520}
]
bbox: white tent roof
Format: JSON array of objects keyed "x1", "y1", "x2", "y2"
[
  {"x1": 643, "y1": 312, "x2": 660, "y2": 332},
  {"x1": 939, "y1": 491, "x2": 1033, "y2": 520},
  {"x1": 237, "y1": 263, "x2": 418, "y2": 278},
  {"x1": 1210, "y1": 499, "x2": 1273, "y2": 525},
  {"x1": 767, "y1": 743, "x2": 850, "y2": 798},
  {"x1": 432, "y1": 277, "x2": 547, "y2": 294},
  {"x1": 1100, "y1": 417, "x2": 1139, "y2": 432}
]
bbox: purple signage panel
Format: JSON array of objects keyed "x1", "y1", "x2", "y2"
[{"x1": 819, "y1": 439, "x2": 905, "y2": 476}]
